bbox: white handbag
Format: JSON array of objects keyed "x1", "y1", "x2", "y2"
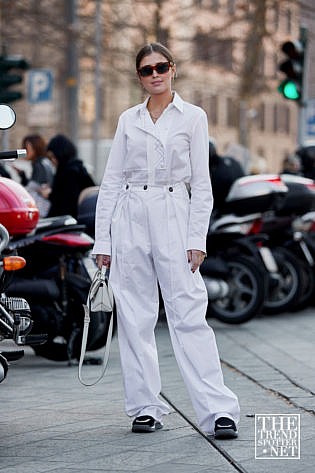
[
  {"x1": 89, "y1": 267, "x2": 114, "y2": 313},
  {"x1": 78, "y1": 267, "x2": 114, "y2": 386}
]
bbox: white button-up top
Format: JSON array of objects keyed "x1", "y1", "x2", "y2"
[{"x1": 92, "y1": 92, "x2": 213, "y2": 255}]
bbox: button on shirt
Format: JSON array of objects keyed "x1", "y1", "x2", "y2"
[{"x1": 93, "y1": 92, "x2": 213, "y2": 256}]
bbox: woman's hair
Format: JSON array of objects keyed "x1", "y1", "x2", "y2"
[
  {"x1": 22, "y1": 134, "x2": 47, "y2": 159},
  {"x1": 136, "y1": 42, "x2": 174, "y2": 70},
  {"x1": 47, "y1": 134, "x2": 77, "y2": 164}
]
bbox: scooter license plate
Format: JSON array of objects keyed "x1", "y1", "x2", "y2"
[{"x1": 259, "y1": 247, "x2": 278, "y2": 272}]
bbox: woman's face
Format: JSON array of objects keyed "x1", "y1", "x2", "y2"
[
  {"x1": 137, "y1": 52, "x2": 176, "y2": 96},
  {"x1": 25, "y1": 141, "x2": 35, "y2": 161},
  {"x1": 46, "y1": 150, "x2": 58, "y2": 168}
]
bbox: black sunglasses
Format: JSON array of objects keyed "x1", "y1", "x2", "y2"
[{"x1": 138, "y1": 61, "x2": 172, "y2": 77}]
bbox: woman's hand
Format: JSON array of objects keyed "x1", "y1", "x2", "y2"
[
  {"x1": 39, "y1": 184, "x2": 52, "y2": 199},
  {"x1": 187, "y1": 249, "x2": 206, "y2": 273},
  {"x1": 96, "y1": 254, "x2": 111, "y2": 269}
]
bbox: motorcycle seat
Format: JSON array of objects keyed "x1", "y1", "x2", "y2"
[{"x1": 36, "y1": 215, "x2": 78, "y2": 233}]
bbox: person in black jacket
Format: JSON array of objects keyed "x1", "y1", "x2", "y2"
[
  {"x1": 296, "y1": 145, "x2": 315, "y2": 180},
  {"x1": 46, "y1": 134, "x2": 95, "y2": 218},
  {"x1": 209, "y1": 141, "x2": 245, "y2": 214}
]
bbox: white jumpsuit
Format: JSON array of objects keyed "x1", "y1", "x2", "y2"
[{"x1": 92, "y1": 92, "x2": 240, "y2": 433}]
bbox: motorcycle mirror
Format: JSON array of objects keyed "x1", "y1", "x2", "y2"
[{"x1": 0, "y1": 104, "x2": 16, "y2": 130}]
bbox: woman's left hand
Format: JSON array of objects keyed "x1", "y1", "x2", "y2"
[{"x1": 187, "y1": 249, "x2": 206, "y2": 273}]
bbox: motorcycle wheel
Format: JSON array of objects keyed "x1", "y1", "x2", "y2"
[
  {"x1": 32, "y1": 297, "x2": 116, "y2": 361},
  {"x1": 207, "y1": 254, "x2": 265, "y2": 324},
  {"x1": 263, "y1": 247, "x2": 304, "y2": 315},
  {"x1": 292, "y1": 260, "x2": 315, "y2": 311}
]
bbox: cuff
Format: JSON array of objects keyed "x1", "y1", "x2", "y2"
[
  {"x1": 186, "y1": 236, "x2": 207, "y2": 254},
  {"x1": 91, "y1": 241, "x2": 112, "y2": 256}
]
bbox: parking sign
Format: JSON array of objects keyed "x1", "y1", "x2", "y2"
[
  {"x1": 27, "y1": 69, "x2": 54, "y2": 104},
  {"x1": 27, "y1": 69, "x2": 55, "y2": 126}
]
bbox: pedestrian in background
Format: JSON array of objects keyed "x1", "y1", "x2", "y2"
[
  {"x1": 93, "y1": 42, "x2": 240, "y2": 438},
  {"x1": 19, "y1": 134, "x2": 55, "y2": 217},
  {"x1": 46, "y1": 134, "x2": 95, "y2": 219},
  {"x1": 209, "y1": 140, "x2": 245, "y2": 215},
  {"x1": 281, "y1": 154, "x2": 301, "y2": 175}
]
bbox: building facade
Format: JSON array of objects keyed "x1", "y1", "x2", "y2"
[{"x1": 0, "y1": 0, "x2": 306, "y2": 179}]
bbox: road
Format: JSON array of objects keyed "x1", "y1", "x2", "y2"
[{"x1": 0, "y1": 307, "x2": 314, "y2": 472}]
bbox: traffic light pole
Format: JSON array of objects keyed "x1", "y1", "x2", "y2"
[{"x1": 298, "y1": 26, "x2": 309, "y2": 146}]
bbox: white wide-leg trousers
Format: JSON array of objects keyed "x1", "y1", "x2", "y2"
[{"x1": 109, "y1": 183, "x2": 240, "y2": 433}]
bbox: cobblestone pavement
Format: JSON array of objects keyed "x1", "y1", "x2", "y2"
[{"x1": 0, "y1": 308, "x2": 314, "y2": 472}]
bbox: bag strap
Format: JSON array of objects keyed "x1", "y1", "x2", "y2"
[{"x1": 78, "y1": 268, "x2": 113, "y2": 386}]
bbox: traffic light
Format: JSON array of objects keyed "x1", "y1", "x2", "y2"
[
  {"x1": 278, "y1": 39, "x2": 305, "y2": 102},
  {"x1": 0, "y1": 55, "x2": 30, "y2": 104}
]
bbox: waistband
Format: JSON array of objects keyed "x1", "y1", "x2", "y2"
[{"x1": 124, "y1": 182, "x2": 187, "y2": 193}]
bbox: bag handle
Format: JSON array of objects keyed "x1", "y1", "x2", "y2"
[{"x1": 78, "y1": 267, "x2": 113, "y2": 386}]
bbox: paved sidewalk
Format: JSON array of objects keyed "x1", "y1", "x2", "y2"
[{"x1": 0, "y1": 308, "x2": 314, "y2": 472}]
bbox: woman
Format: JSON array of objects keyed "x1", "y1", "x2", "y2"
[
  {"x1": 20, "y1": 134, "x2": 55, "y2": 217},
  {"x1": 93, "y1": 43, "x2": 240, "y2": 438},
  {"x1": 46, "y1": 134, "x2": 95, "y2": 218}
]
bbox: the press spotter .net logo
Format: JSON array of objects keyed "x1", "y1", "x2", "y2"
[{"x1": 255, "y1": 414, "x2": 300, "y2": 459}]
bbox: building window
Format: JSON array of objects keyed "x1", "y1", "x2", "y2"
[
  {"x1": 193, "y1": 90, "x2": 203, "y2": 108},
  {"x1": 285, "y1": 8, "x2": 292, "y2": 35},
  {"x1": 194, "y1": 33, "x2": 233, "y2": 70},
  {"x1": 280, "y1": 104, "x2": 290, "y2": 133},
  {"x1": 273, "y1": 103, "x2": 290, "y2": 133},
  {"x1": 226, "y1": 97, "x2": 239, "y2": 127},
  {"x1": 257, "y1": 147, "x2": 265, "y2": 158},
  {"x1": 258, "y1": 49, "x2": 265, "y2": 75},
  {"x1": 265, "y1": 52, "x2": 278, "y2": 79},
  {"x1": 227, "y1": 0, "x2": 235, "y2": 15},
  {"x1": 272, "y1": 53, "x2": 278, "y2": 79},
  {"x1": 157, "y1": 28, "x2": 169, "y2": 47},
  {"x1": 208, "y1": 95, "x2": 218, "y2": 125},
  {"x1": 193, "y1": 0, "x2": 203, "y2": 8},
  {"x1": 273, "y1": 104, "x2": 278, "y2": 133},
  {"x1": 272, "y1": 4, "x2": 280, "y2": 31},
  {"x1": 211, "y1": 0, "x2": 220, "y2": 11},
  {"x1": 258, "y1": 103, "x2": 265, "y2": 131}
]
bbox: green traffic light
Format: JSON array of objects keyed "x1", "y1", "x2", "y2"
[
  {"x1": 278, "y1": 79, "x2": 300, "y2": 101},
  {"x1": 283, "y1": 81, "x2": 299, "y2": 100}
]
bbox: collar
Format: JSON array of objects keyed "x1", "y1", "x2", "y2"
[
  {"x1": 138, "y1": 91, "x2": 184, "y2": 116},
  {"x1": 171, "y1": 92, "x2": 184, "y2": 112}
]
